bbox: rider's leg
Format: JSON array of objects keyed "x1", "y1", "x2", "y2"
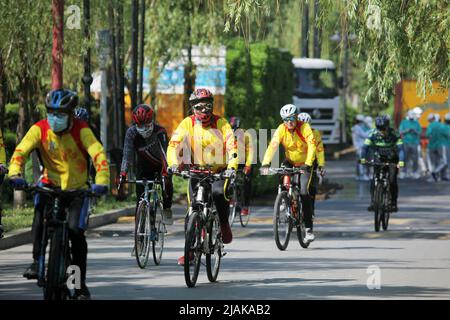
[
  {"x1": 389, "y1": 165, "x2": 399, "y2": 211},
  {"x1": 212, "y1": 179, "x2": 232, "y2": 244},
  {"x1": 299, "y1": 169, "x2": 314, "y2": 230},
  {"x1": 368, "y1": 167, "x2": 379, "y2": 211}
]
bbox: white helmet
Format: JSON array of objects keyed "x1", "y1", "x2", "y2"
[
  {"x1": 413, "y1": 107, "x2": 423, "y2": 117},
  {"x1": 280, "y1": 104, "x2": 298, "y2": 119},
  {"x1": 364, "y1": 116, "x2": 373, "y2": 127},
  {"x1": 435, "y1": 113, "x2": 441, "y2": 121},
  {"x1": 407, "y1": 110, "x2": 415, "y2": 120},
  {"x1": 356, "y1": 114, "x2": 365, "y2": 122},
  {"x1": 297, "y1": 112, "x2": 311, "y2": 123},
  {"x1": 444, "y1": 112, "x2": 450, "y2": 121},
  {"x1": 427, "y1": 113, "x2": 436, "y2": 121}
]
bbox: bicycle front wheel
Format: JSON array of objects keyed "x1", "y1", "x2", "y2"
[
  {"x1": 273, "y1": 191, "x2": 293, "y2": 251},
  {"x1": 45, "y1": 225, "x2": 70, "y2": 300},
  {"x1": 382, "y1": 188, "x2": 390, "y2": 231},
  {"x1": 135, "y1": 201, "x2": 151, "y2": 268},
  {"x1": 184, "y1": 211, "x2": 202, "y2": 288},
  {"x1": 229, "y1": 188, "x2": 238, "y2": 227},
  {"x1": 206, "y1": 212, "x2": 222, "y2": 282},
  {"x1": 152, "y1": 202, "x2": 165, "y2": 265},
  {"x1": 374, "y1": 184, "x2": 383, "y2": 232},
  {"x1": 297, "y1": 207, "x2": 310, "y2": 249}
]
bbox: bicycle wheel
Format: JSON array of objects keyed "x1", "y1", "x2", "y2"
[
  {"x1": 152, "y1": 202, "x2": 165, "y2": 265},
  {"x1": 382, "y1": 188, "x2": 390, "y2": 231},
  {"x1": 297, "y1": 205, "x2": 310, "y2": 249},
  {"x1": 184, "y1": 212, "x2": 202, "y2": 288},
  {"x1": 45, "y1": 225, "x2": 70, "y2": 300},
  {"x1": 374, "y1": 184, "x2": 383, "y2": 232},
  {"x1": 229, "y1": 187, "x2": 238, "y2": 227},
  {"x1": 273, "y1": 191, "x2": 293, "y2": 251},
  {"x1": 239, "y1": 185, "x2": 250, "y2": 228},
  {"x1": 206, "y1": 212, "x2": 222, "y2": 282},
  {"x1": 135, "y1": 200, "x2": 151, "y2": 268}
]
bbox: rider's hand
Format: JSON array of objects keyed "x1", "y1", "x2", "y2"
[
  {"x1": 168, "y1": 165, "x2": 178, "y2": 174},
  {"x1": 260, "y1": 165, "x2": 269, "y2": 175},
  {"x1": 359, "y1": 158, "x2": 367, "y2": 165},
  {"x1": 92, "y1": 184, "x2": 108, "y2": 195},
  {"x1": 243, "y1": 166, "x2": 251, "y2": 175},
  {"x1": 397, "y1": 161, "x2": 405, "y2": 169},
  {"x1": 318, "y1": 166, "x2": 326, "y2": 176},
  {"x1": 9, "y1": 176, "x2": 27, "y2": 190},
  {"x1": 300, "y1": 165, "x2": 312, "y2": 173}
]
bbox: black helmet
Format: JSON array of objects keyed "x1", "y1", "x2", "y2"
[
  {"x1": 375, "y1": 115, "x2": 390, "y2": 131},
  {"x1": 45, "y1": 89, "x2": 79, "y2": 112}
]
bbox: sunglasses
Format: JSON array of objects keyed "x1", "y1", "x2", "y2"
[
  {"x1": 283, "y1": 116, "x2": 297, "y2": 122},
  {"x1": 193, "y1": 103, "x2": 213, "y2": 111}
]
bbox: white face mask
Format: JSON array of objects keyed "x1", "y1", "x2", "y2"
[{"x1": 136, "y1": 122, "x2": 154, "y2": 138}]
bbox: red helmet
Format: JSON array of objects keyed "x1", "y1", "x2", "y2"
[
  {"x1": 189, "y1": 88, "x2": 214, "y2": 107},
  {"x1": 132, "y1": 104, "x2": 154, "y2": 125}
]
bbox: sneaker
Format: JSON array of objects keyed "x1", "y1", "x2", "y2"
[
  {"x1": 23, "y1": 261, "x2": 39, "y2": 279},
  {"x1": 220, "y1": 221, "x2": 233, "y2": 244},
  {"x1": 304, "y1": 229, "x2": 315, "y2": 243},
  {"x1": 177, "y1": 253, "x2": 194, "y2": 266},
  {"x1": 163, "y1": 208, "x2": 173, "y2": 225},
  {"x1": 73, "y1": 283, "x2": 91, "y2": 300},
  {"x1": 367, "y1": 204, "x2": 375, "y2": 212},
  {"x1": 241, "y1": 207, "x2": 249, "y2": 216},
  {"x1": 432, "y1": 172, "x2": 438, "y2": 182}
]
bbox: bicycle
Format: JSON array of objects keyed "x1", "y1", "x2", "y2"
[
  {"x1": 228, "y1": 169, "x2": 250, "y2": 228},
  {"x1": 20, "y1": 184, "x2": 97, "y2": 300},
  {"x1": 124, "y1": 177, "x2": 167, "y2": 268},
  {"x1": 174, "y1": 167, "x2": 233, "y2": 288},
  {"x1": 363, "y1": 160, "x2": 396, "y2": 232},
  {"x1": 261, "y1": 167, "x2": 310, "y2": 250}
]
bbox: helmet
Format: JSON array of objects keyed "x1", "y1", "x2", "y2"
[
  {"x1": 375, "y1": 115, "x2": 390, "y2": 131},
  {"x1": 280, "y1": 104, "x2": 298, "y2": 119},
  {"x1": 297, "y1": 112, "x2": 311, "y2": 124},
  {"x1": 356, "y1": 114, "x2": 365, "y2": 122},
  {"x1": 407, "y1": 110, "x2": 415, "y2": 120},
  {"x1": 132, "y1": 104, "x2": 154, "y2": 126},
  {"x1": 364, "y1": 116, "x2": 373, "y2": 127},
  {"x1": 413, "y1": 107, "x2": 423, "y2": 116},
  {"x1": 74, "y1": 107, "x2": 89, "y2": 122},
  {"x1": 435, "y1": 113, "x2": 441, "y2": 121},
  {"x1": 229, "y1": 116, "x2": 241, "y2": 130},
  {"x1": 45, "y1": 89, "x2": 79, "y2": 112},
  {"x1": 189, "y1": 88, "x2": 214, "y2": 107}
]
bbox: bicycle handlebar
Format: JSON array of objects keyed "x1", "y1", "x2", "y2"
[
  {"x1": 260, "y1": 167, "x2": 305, "y2": 176},
  {"x1": 362, "y1": 160, "x2": 397, "y2": 167},
  {"x1": 23, "y1": 184, "x2": 99, "y2": 198}
]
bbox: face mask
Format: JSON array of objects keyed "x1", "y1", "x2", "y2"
[
  {"x1": 136, "y1": 122, "x2": 154, "y2": 138},
  {"x1": 48, "y1": 113, "x2": 69, "y2": 133}
]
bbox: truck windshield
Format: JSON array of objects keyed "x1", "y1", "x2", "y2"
[{"x1": 294, "y1": 68, "x2": 338, "y2": 99}]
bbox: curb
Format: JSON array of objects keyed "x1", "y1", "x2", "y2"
[{"x1": 0, "y1": 206, "x2": 135, "y2": 251}]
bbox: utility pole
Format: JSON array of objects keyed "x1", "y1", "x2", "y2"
[
  {"x1": 108, "y1": 1, "x2": 118, "y2": 149},
  {"x1": 301, "y1": 0, "x2": 309, "y2": 57},
  {"x1": 342, "y1": 31, "x2": 349, "y2": 144},
  {"x1": 116, "y1": 0, "x2": 125, "y2": 147},
  {"x1": 83, "y1": 0, "x2": 93, "y2": 115},
  {"x1": 131, "y1": 0, "x2": 139, "y2": 110},
  {"x1": 138, "y1": 0, "x2": 146, "y2": 104},
  {"x1": 52, "y1": 0, "x2": 64, "y2": 89},
  {"x1": 313, "y1": 0, "x2": 321, "y2": 58}
]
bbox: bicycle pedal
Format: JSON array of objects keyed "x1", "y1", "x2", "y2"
[{"x1": 221, "y1": 251, "x2": 227, "y2": 257}]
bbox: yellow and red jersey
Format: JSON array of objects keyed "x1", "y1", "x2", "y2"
[
  {"x1": 234, "y1": 129, "x2": 255, "y2": 167},
  {"x1": 262, "y1": 121, "x2": 317, "y2": 167},
  {"x1": 8, "y1": 119, "x2": 109, "y2": 190},
  {"x1": 0, "y1": 128, "x2": 6, "y2": 165},
  {"x1": 167, "y1": 115, "x2": 238, "y2": 172},
  {"x1": 313, "y1": 128, "x2": 326, "y2": 167}
]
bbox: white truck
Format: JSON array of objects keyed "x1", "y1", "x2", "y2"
[{"x1": 292, "y1": 58, "x2": 341, "y2": 144}]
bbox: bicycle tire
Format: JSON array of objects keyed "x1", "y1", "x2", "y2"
[
  {"x1": 206, "y1": 212, "x2": 222, "y2": 282},
  {"x1": 273, "y1": 191, "x2": 293, "y2": 251},
  {"x1": 135, "y1": 200, "x2": 151, "y2": 268},
  {"x1": 382, "y1": 187, "x2": 390, "y2": 231},
  {"x1": 229, "y1": 187, "x2": 238, "y2": 227},
  {"x1": 184, "y1": 212, "x2": 202, "y2": 288},
  {"x1": 152, "y1": 202, "x2": 165, "y2": 265},
  {"x1": 374, "y1": 184, "x2": 383, "y2": 232},
  {"x1": 239, "y1": 184, "x2": 250, "y2": 227},
  {"x1": 44, "y1": 224, "x2": 70, "y2": 300},
  {"x1": 297, "y1": 206, "x2": 310, "y2": 248}
]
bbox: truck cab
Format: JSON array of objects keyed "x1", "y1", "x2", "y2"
[{"x1": 292, "y1": 58, "x2": 340, "y2": 144}]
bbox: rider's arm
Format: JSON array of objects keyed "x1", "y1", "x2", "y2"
[
  {"x1": 360, "y1": 136, "x2": 373, "y2": 160},
  {"x1": 314, "y1": 130, "x2": 326, "y2": 167},
  {"x1": 222, "y1": 121, "x2": 239, "y2": 170},
  {"x1": 120, "y1": 127, "x2": 136, "y2": 174},
  {"x1": 301, "y1": 123, "x2": 317, "y2": 167},
  {"x1": 80, "y1": 127, "x2": 110, "y2": 185},
  {"x1": 244, "y1": 132, "x2": 254, "y2": 167},
  {"x1": 8, "y1": 125, "x2": 41, "y2": 178},
  {"x1": 0, "y1": 129, "x2": 6, "y2": 165},
  {"x1": 262, "y1": 125, "x2": 283, "y2": 166},
  {"x1": 167, "y1": 119, "x2": 189, "y2": 167},
  {"x1": 396, "y1": 135, "x2": 405, "y2": 163}
]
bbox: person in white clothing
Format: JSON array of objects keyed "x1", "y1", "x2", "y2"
[{"x1": 352, "y1": 114, "x2": 370, "y2": 181}]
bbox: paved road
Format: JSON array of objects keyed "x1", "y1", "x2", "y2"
[{"x1": 1, "y1": 158, "x2": 450, "y2": 300}]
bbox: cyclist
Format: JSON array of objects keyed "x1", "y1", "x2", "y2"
[
  {"x1": 0, "y1": 128, "x2": 7, "y2": 238},
  {"x1": 8, "y1": 89, "x2": 110, "y2": 300},
  {"x1": 297, "y1": 112, "x2": 326, "y2": 217},
  {"x1": 118, "y1": 104, "x2": 173, "y2": 225},
  {"x1": 167, "y1": 88, "x2": 238, "y2": 265},
  {"x1": 399, "y1": 110, "x2": 422, "y2": 179},
  {"x1": 352, "y1": 114, "x2": 370, "y2": 181},
  {"x1": 426, "y1": 113, "x2": 447, "y2": 182},
  {"x1": 229, "y1": 116, "x2": 254, "y2": 216},
  {"x1": 360, "y1": 115, "x2": 405, "y2": 212},
  {"x1": 261, "y1": 104, "x2": 317, "y2": 243}
]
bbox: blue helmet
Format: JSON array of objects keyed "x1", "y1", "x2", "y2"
[
  {"x1": 74, "y1": 107, "x2": 89, "y2": 122},
  {"x1": 45, "y1": 89, "x2": 79, "y2": 112},
  {"x1": 375, "y1": 115, "x2": 390, "y2": 131}
]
